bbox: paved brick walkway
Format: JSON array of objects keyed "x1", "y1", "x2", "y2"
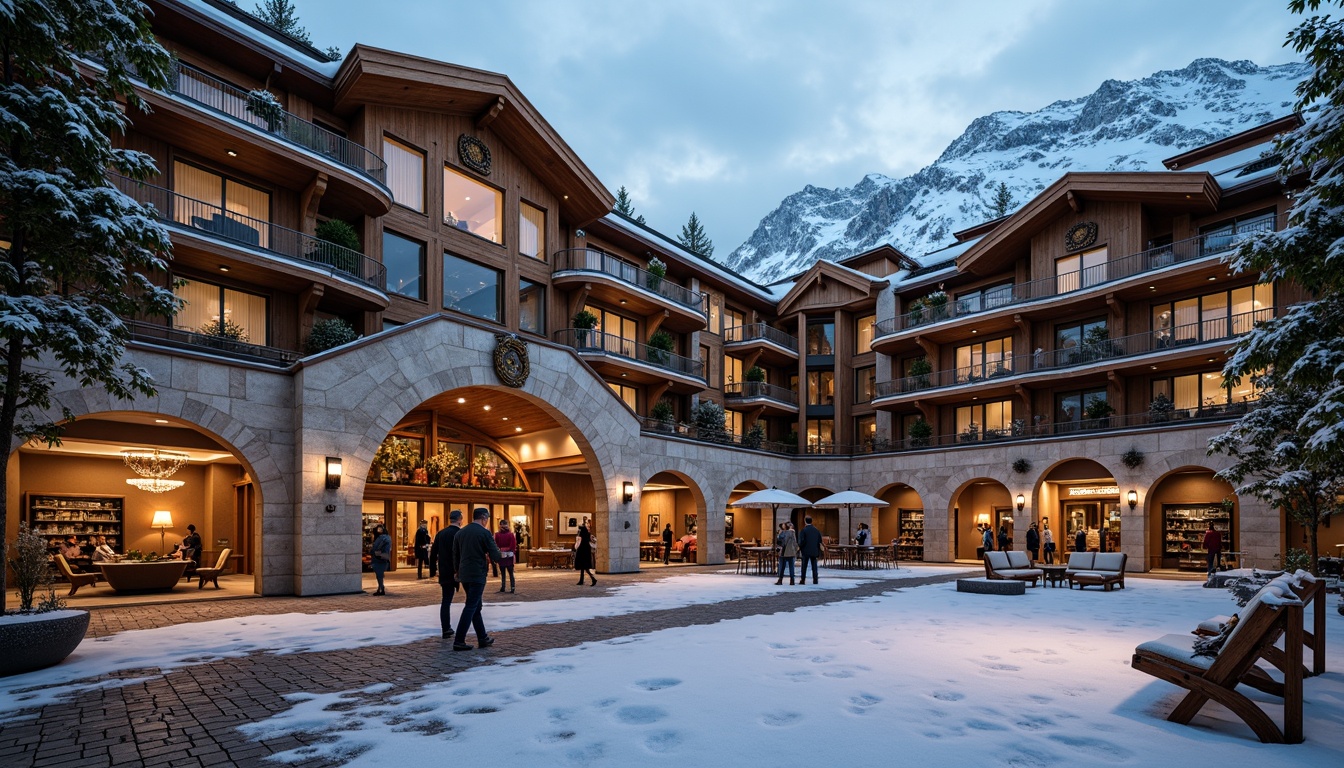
[{"x1": 0, "y1": 566, "x2": 966, "y2": 767}]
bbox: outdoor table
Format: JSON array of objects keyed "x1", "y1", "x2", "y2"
[
  {"x1": 740, "y1": 546, "x2": 776, "y2": 576},
  {"x1": 1040, "y1": 564, "x2": 1068, "y2": 588},
  {"x1": 526, "y1": 549, "x2": 573, "y2": 569},
  {"x1": 96, "y1": 560, "x2": 190, "y2": 592}
]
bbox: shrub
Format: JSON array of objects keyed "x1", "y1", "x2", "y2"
[
  {"x1": 312, "y1": 219, "x2": 363, "y2": 276},
  {"x1": 1083, "y1": 395, "x2": 1115, "y2": 422},
  {"x1": 1149, "y1": 392, "x2": 1175, "y2": 423},
  {"x1": 198, "y1": 318, "x2": 248, "y2": 342},
  {"x1": 745, "y1": 366, "x2": 766, "y2": 382},
  {"x1": 743, "y1": 421, "x2": 765, "y2": 449},
  {"x1": 650, "y1": 399, "x2": 675, "y2": 424},
  {"x1": 645, "y1": 257, "x2": 666, "y2": 290},
  {"x1": 8, "y1": 524, "x2": 59, "y2": 613},
  {"x1": 304, "y1": 317, "x2": 360, "y2": 355},
  {"x1": 909, "y1": 418, "x2": 932, "y2": 447},
  {"x1": 647, "y1": 330, "x2": 674, "y2": 365},
  {"x1": 1280, "y1": 548, "x2": 1310, "y2": 573},
  {"x1": 572, "y1": 309, "x2": 598, "y2": 329},
  {"x1": 691, "y1": 400, "x2": 726, "y2": 441}
]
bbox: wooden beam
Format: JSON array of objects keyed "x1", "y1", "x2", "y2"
[
  {"x1": 300, "y1": 172, "x2": 329, "y2": 236},
  {"x1": 647, "y1": 309, "x2": 669, "y2": 338},
  {"x1": 1013, "y1": 384, "x2": 1033, "y2": 427},
  {"x1": 915, "y1": 336, "x2": 937, "y2": 360},
  {"x1": 649, "y1": 382, "x2": 670, "y2": 407},
  {"x1": 298, "y1": 283, "x2": 326, "y2": 342},
  {"x1": 1067, "y1": 190, "x2": 1082, "y2": 213},
  {"x1": 477, "y1": 96, "x2": 505, "y2": 129}
]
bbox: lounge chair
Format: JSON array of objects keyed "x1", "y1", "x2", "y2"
[
  {"x1": 983, "y1": 551, "x2": 1043, "y2": 586},
  {"x1": 193, "y1": 548, "x2": 232, "y2": 589},
  {"x1": 54, "y1": 554, "x2": 103, "y2": 596}
]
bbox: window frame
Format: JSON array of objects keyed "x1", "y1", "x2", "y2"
[
  {"x1": 443, "y1": 163, "x2": 504, "y2": 245},
  {"x1": 441, "y1": 250, "x2": 503, "y2": 323},
  {"x1": 382, "y1": 229, "x2": 426, "y2": 301},
  {"x1": 382, "y1": 134, "x2": 426, "y2": 213},
  {"x1": 519, "y1": 199, "x2": 546, "y2": 261}
]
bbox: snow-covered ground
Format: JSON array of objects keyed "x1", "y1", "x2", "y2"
[
  {"x1": 241, "y1": 577, "x2": 1344, "y2": 767},
  {"x1": 0, "y1": 567, "x2": 965, "y2": 718}
]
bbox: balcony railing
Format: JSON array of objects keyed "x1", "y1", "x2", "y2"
[
  {"x1": 875, "y1": 309, "x2": 1272, "y2": 398},
  {"x1": 171, "y1": 62, "x2": 387, "y2": 185},
  {"x1": 724, "y1": 381, "x2": 799, "y2": 406},
  {"x1": 552, "y1": 249, "x2": 705, "y2": 314},
  {"x1": 110, "y1": 174, "x2": 387, "y2": 292},
  {"x1": 874, "y1": 216, "x2": 1281, "y2": 338},
  {"x1": 554, "y1": 328, "x2": 705, "y2": 380},
  {"x1": 126, "y1": 320, "x2": 300, "y2": 366},
  {"x1": 724, "y1": 322, "x2": 798, "y2": 350},
  {"x1": 637, "y1": 416, "x2": 797, "y2": 454}
]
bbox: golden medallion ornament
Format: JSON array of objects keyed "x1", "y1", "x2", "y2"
[
  {"x1": 458, "y1": 134, "x2": 492, "y2": 176},
  {"x1": 1064, "y1": 221, "x2": 1098, "y2": 251},
  {"x1": 494, "y1": 334, "x2": 529, "y2": 388}
]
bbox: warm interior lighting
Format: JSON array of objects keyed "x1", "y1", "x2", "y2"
[
  {"x1": 326, "y1": 456, "x2": 342, "y2": 490},
  {"x1": 1015, "y1": 494, "x2": 1025, "y2": 512},
  {"x1": 226, "y1": 149, "x2": 238, "y2": 157},
  {"x1": 154, "y1": 418, "x2": 169, "y2": 424},
  {"x1": 514, "y1": 426, "x2": 522, "y2": 432},
  {"x1": 622, "y1": 481, "x2": 634, "y2": 504},
  {"x1": 151, "y1": 510, "x2": 174, "y2": 552},
  {"x1": 975, "y1": 513, "x2": 990, "y2": 527},
  {"x1": 456, "y1": 397, "x2": 466, "y2": 404},
  {"x1": 1127, "y1": 490, "x2": 1138, "y2": 509},
  {"x1": 483, "y1": 404, "x2": 492, "y2": 411},
  {"x1": 123, "y1": 448, "x2": 189, "y2": 478},
  {"x1": 127, "y1": 478, "x2": 185, "y2": 493}
]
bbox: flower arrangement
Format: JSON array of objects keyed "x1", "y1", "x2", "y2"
[
  {"x1": 373, "y1": 437, "x2": 420, "y2": 482},
  {"x1": 424, "y1": 446, "x2": 464, "y2": 486}
]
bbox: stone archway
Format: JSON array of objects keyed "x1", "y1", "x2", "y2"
[
  {"x1": 639, "y1": 469, "x2": 709, "y2": 565},
  {"x1": 1033, "y1": 458, "x2": 1121, "y2": 561},
  {"x1": 1146, "y1": 465, "x2": 1238, "y2": 571},
  {"x1": 948, "y1": 477, "x2": 1012, "y2": 560},
  {"x1": 876, "y1": 482, "x2": 924, "y2": 561}
]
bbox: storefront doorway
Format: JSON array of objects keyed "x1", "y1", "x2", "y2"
[{"x1": 1038, "y1": 459, "x2": 1120, "y2": 557}]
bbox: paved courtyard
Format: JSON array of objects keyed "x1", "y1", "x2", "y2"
[{"x1": 0, "y1": 565, "x2": 968, "y2": 767}]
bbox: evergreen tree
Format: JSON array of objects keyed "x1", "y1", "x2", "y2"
[
  {"x1": 677, "y1": 211, "x2": 714, "y2": 257},
  {"x1": 613, "y1": 185, "x2": 645, "y2": 224},
  {"x1": 1210, "y1": 0, "x2": 1344, "y2": 573},
  {"x1": 0, "y1": 0, "x2": 179, "y2": 610},
  {"x1": 254, "y1": 0, "x2": 311, "y2": 44},
  {"x1": 989, "y1": 181, "x2": 1015, "y2": 218}
]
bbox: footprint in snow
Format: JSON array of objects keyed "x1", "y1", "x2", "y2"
[{"x1": 634, "y1": 678, "x2": 681, "y2": 691}]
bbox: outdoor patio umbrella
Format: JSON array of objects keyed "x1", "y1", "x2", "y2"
[
  {"x1": 815, "y1": 489, "x2": 890, "y2": 564},
  {"x1": 731, "y1": 487, "x2": 813, "y2": 531}
]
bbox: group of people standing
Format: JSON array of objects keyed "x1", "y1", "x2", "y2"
[
  {"x1": 980, "y1": 520, "x2": 1060, "y2": 564},
  {"x1": 773, "y1": 516, "x2": 824, "y2": 585}
]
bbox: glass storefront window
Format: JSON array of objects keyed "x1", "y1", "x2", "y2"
[
  {"x1": 443, "y1": 165, "x2": 502, "y2": 243},
  {"x1": 471, "y1": 446, "x2": 517, "y2": 489},
  {"x1": 442, "y1": 251, "x2": 501, "y2": 322},
  {"x1": 383, "y1": 230, "x2": 424, "y2": 300}
]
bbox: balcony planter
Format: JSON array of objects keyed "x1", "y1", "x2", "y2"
[
  {"x1": 647, "y1": 330, "x2": 674, "y2": 366},
  {"x1": 310, "y1": 219, "x2": 363, "y2": 277},
  {"x1": 1149, "y1": 392, "x2": 1175, "y2": 423},
  {"x1": 245, "y1": 88, "x2": 286, "y2": 134},
  {"x1": 572, "y1": 310, "x2": 598, "y2": 349},
  {"x1": 909, "y1": 418, "x2": 932, "y2": 448},
  {"x1": 905, "y1": 357, "x2": 932, "y2": 391},
  {"x1": 645, "y1": 257, "x2": 666, "y2": 292},
  {"x1": 650, "y1": 400, "x2": 675, "y2": 431},
  {"x1": 1083, "y1": 396, "x2": 1115, "y2": 430},
  {"x1": 745, "y1": 366, "x2": 766, "y2": 383}
]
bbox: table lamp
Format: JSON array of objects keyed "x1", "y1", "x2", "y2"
[{"x1": 151, "y1": 510, "x2": 174, "y2": 554}]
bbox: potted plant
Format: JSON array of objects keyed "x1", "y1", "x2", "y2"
[
  {"x1": 906, "y1": 298, "x2": 927, "y2": 326},
  {"x1": 960, "y1": 421, "x2": 981, "y2": 443},
  {"x1": 909, "y1": 418, "x2": 933, "y2": 447},
  {"x1": 645, "y1": 257, "x2": 666, "y2": 292},
  {"x1": 424, "y1": 445, "x2": 464, "y2": 487},
  {"x1": 372, "y1": 437, "x2": 419, "y2": 483},
  {"x1": 1149, "y1": 392, "x2": 1175, "y2": 423},
  {"x1": 198, "y1": 317, "x2": 248, "y2": 348},
  {"x1": 906, "y1": 357, "x2": 932, "y2": 391},
  {"x1": 691, "y1": 400, "x2": 728, "y2": 443},
  {"x1": 743, "y1": 421, "x2": 765, "y2": 449},
  {"x1": 744, "y1": 365, "x2": 766, "y2": 395},
  {"x1": 647, "y1": 330, "x2": 674, "y2": 366},
  {"x1": 572, "y1": 309, "x2": 598, "y2": 348},
  {"x1": 304, "y1": 317, "x2": 360, "y2": 355},
  {"x1": 1080, "y1": 325, "x2": 1121, "y2": 362},
  {"x1": 311, "y1": 219, "x2": 363, "y2": 277},
  {"x1": 924, "y1": 290, "x2": 949, "y2": 321},
  {"x1": 650, "y1": 399, "x2": 675, "y2": 430},
  {"x1": 1, "y1": 525, "x2": 89, "y2": 677},
  {"x1": 245, "y1": 88, "x2": 285, "y2": 134},
  {"x1": 1082, "y1": 395, "x2": 1115, "y2": 429}
]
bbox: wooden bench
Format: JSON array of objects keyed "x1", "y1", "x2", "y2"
[
  {"x1": 983, "y1": 551, "x2": 1043, "y2": 586},
  {"x1": 1131, "y1": 577, "x2": 1306, "y2": 743}
]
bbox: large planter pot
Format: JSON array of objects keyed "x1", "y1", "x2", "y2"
[{"x1": 0, "y1": 609, "x2": 90, "y2": 677}]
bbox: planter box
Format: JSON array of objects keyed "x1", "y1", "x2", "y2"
[{"x1": 0, "y1": 609, "x2": 90, "y2": 677}]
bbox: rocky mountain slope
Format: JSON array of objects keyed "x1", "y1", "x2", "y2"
[{"x1": 722, "y1": 58, "x2": 1310, "y2": 282}]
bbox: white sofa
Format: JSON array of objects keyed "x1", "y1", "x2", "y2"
[
  {"x1": 984, "y1": 550, "x2": 1043, "y2": 586},
  {"x1": 1065, "y1": 551, "x2": 1127, "y2": 590}
]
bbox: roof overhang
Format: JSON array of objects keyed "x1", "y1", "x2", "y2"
[
  {"x1": 955, "y1": 172, "x2": 1221, "y2": 277},
  {"x1": 333, "y1": 46, "x2": 613, "y2": 225},
  {"x1": 775, "y1": 259, "x2": 888, "y2": 315}
]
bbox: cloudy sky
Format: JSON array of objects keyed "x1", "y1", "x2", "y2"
[{"x1": 296, "y1": 0, "x2": 1301, "y2": 256}]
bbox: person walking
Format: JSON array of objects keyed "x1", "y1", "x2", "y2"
[
  {"x1": 997, "y1": 524, "x2": 1009, "y2": 553},
  {"x1": 1202, "y1": 522, "x2": 1223, "y2": 579},
  {"x1": 1074, "y1": 526, "x2": 1087, "y2": 554},
  {"x1": 797, "y1": 516, "x2": 823, "y2": 585},
  {"x1": 429, "y1": 510, "x2": 462, "y2": 639},
  {"x1": 1042, "y1": 520, "x2": 1055, "y2": 564},
  {"x1": 662, "y1": 523, "x2": 674, "y2": 564},
  {"x1": 414, "y1": 520, "x2": 432, "y2": 579},
  {"x1": 495, "y1": 518, "x2": 517, "y2": 593},
  {"x1": 574, "y1": 519, "x2": 597, "y2": 586},
  {"x1": 1025, "y1": 522, "x2": 1040, "y2": 562},
  {"x1": 452, "y1": 508, "x2": 502, "y2": 651},
  {"x1": 369, "y1": 523, "x2": 392, "y2": 596},
  {"x1": 774, "y1": 521, "x2": 798, "y2": 585}
]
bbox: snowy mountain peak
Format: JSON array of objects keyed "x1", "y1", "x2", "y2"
[{"x1": 722, "y1": 58, "x2": 1310, "y2": 282}]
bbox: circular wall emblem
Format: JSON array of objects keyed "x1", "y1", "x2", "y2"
[
  {"x1": 458, "y1": 134, "x2": 492, "y2": 176},
  {"x1": 1065, "y1": 221, "x2": 1098, "y2": 251},
  {"x1": 493, "y1": 334, "x2": 529, "y2": 388}
]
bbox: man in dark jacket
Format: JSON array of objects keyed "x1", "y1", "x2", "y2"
[
  {"x1": 452, "y1": 507, "x2": 502, "y2": 651},
  {"x1": 1025, "y1": 523, "x2": 1040, "y2": 562},
  {"x1": 429, "y1": 510, "x2": 462, "y2": 639},
  {"x1": 796, "y1": 516, "x2": 823, "y2": 585},
  {"x1": 662, "y1": 523, "x2": 674, "y2": 564},
  {"x1": 414, "y1": 520, "x2": 432, "y2": 579},
  {"x1": 1074, "y1": 527, "x2": 1088, "y2": 554}
]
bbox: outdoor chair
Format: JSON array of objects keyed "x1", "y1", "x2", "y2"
[
  {"x1": 1195, "y1": 573, "x2": 1326, "y2": 678},
  {"x1": 1132, "y1": 577, "x2": 1306, "y2": 743},
  {"x1": 193, "y1": 548, "x2": 232, "y2": 590},
  {"x1": 54, "y1": 554, "x2": 103, "y2": 596}
]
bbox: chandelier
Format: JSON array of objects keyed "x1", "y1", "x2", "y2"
[
  {"x1": 122, "y1": 448, "x2": 190, "y2": 479},
  {"x1": 126, "y1": 477, "x2": 186, "y2": 493}
]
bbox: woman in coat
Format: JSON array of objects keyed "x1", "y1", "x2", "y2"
[
  {"x1": 574, "y1": 520, "x2": 596, "y2": 586},
  {"x1": 775, "y1": 522, "x2": 798, "y2": 585},
  {"x1": 1042, "y1": 521, "x2": 1056, "y2": 564},
  {"x1": 370, "y1": 523, "x2": 392, "y2": 595},
  {"x1": 997, "y1": 524, "x2": 1009, "y2": 552}
]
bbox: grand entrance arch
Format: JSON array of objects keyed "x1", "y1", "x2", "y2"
[
  {"x1": 298, "y1": 318, "x2": 643, "y2": 594},
  {"x1": 8, "y1": 410, "x2": 265, "y2": 598},
  {"x1": 726, "y1": 480, "x2": 767, "y2": 546},
  {"x1": 1146, "y1": 466, "x2": 1236, "y2": 572},
  {"x1": 877, "y1": 483, "x2": 924, "y2": 561},
  {"x1": 950, "y1": 478, "x2": 1011, "y2": 560},
  {"x1": 1035, "y1": 458, "x2": 1120, "y2": 557}
]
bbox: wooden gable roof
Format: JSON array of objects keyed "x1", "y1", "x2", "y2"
[{"x1": 774, "y1": 259, "x2": 887, "y2": 315}]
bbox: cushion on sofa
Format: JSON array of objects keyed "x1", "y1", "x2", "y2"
[
  {"x1": 1066, "y1": 551, "x2": 1094, "y2": 570},
  {"x1": 1093, "y1": 553, "x2": 1125, "y2": 572},
  {"x1": 1006, "y1": 551, "x2": 1031, "y2": 568},
  {"x1": 999, "y1": 568, "x2": 1044, "y2": 579},
  {"x1": 986, "y1": 551, "x2": 1011, "y2": 570}
]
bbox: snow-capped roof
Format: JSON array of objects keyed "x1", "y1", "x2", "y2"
[
  {"x1": 181, "y1": 0, "x2": 342, "y2": 81},
  {"x1": 1184, "y1": 142, "x2": 1284, "y2": 190}
]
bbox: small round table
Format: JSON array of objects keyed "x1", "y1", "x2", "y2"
[{"x1": 1040, "y1": 564, "x2": 1068, "y2": 588}]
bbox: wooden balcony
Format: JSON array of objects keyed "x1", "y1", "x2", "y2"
[
  {"x1": 551, "y1": 249, "x2": 707, "y2": 333},
  {"x1": 126, "y1": 320, "x2": 301, "y2": 367},
  {"x1": 723, "y1": 323, "x2": 799, "y2": 365},
  {"x1": 724, "y1": 381, "x2": 800, "y2": 416},
  {"x1": 554, "y1": 329, "x2": 706, "y2": 392},
  {"x1": 871, "y1": 218, "x2": 1280, "y2": 353}
]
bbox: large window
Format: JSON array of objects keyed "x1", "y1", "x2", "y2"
[
  {"x1": 806, "y1": 419, "x2": 834, "y2": 453},
  {"x1": 173, "y1": 161, "x2": 270, "y2": 247},
  {"x1": 856, "y1": 314, "x2": 875, "y2": 354},
  {"x1": 608, "y1": 382, "x2": 637, "y2": 410},
  {"x1": 806, "y1": 371, "x2": 835, "y2": 405},
  {"x1": 856, "y1": 416, "x2": 876, "y2": 449},
  {"x1": 595, "y1": 308, "x2": 638, "y2": 357},
  {"x1": 806, "y1": 321, "x2": 834, "y2": 355},
  {"x1": 1152, "y1": 284, "x2": 1274, "y2": 347},
  {"x1": 955, "y1": 336, "x2": 1012, "y2": 382},
  {"x1": 383, "y1": 136, "x2": 424, "y2": 212},
  {"x1": 443, "y1": 165, "x2": 502, "y2": 244},
  {"x1": 725, "y1": 308, "x2": 745, "y2": 335},
  {"x1": 1055, "y1": 246, "x2": 1107, "y2": 293},
  {"x1": 1153, "y1": 369, "x2": 1260, "y2": 414},
  {"x1": 519, "y1": 278, "x2": 544, "y2": 334},
  {"x1": 442, "y1": 251, "x2": 501, "y2": 322},
  {"x1": 1054, "y1": 317, "x2": 1108, "y2": 364},
  {"x1": 1200, "y1": 210, "x2": 1276, "y2": 255},
  {"x1": 174, "y1": 277, "x2": 267, "y2": 343},
  {"x1": 725, "y1": 355, "x2": 744, "y2": 387},
  {"x1": 382, "y1": 231, "x2": 424, "y2": 300},
  {"x1": 519, "y1": 201, "x2": 545, "y2": 260},
  {"x1": 955, "y1": 400, "x2": 1012, "y2": 440},
  {"x1": 1055, "y1": 388, "x2": 1108, "y2": 428},
  {"x1": 955, "y1": 282, "x2": 1013, "y2": 313},
  {"x1": 707, "y1": 294, "x2": 722, "y2": 334},
  {"x1": 855, "y1": 366, "x2": 876, "y2": 403},
  {"x1": 727, "y1": 410, "x2": 744, "y2": 437}
]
